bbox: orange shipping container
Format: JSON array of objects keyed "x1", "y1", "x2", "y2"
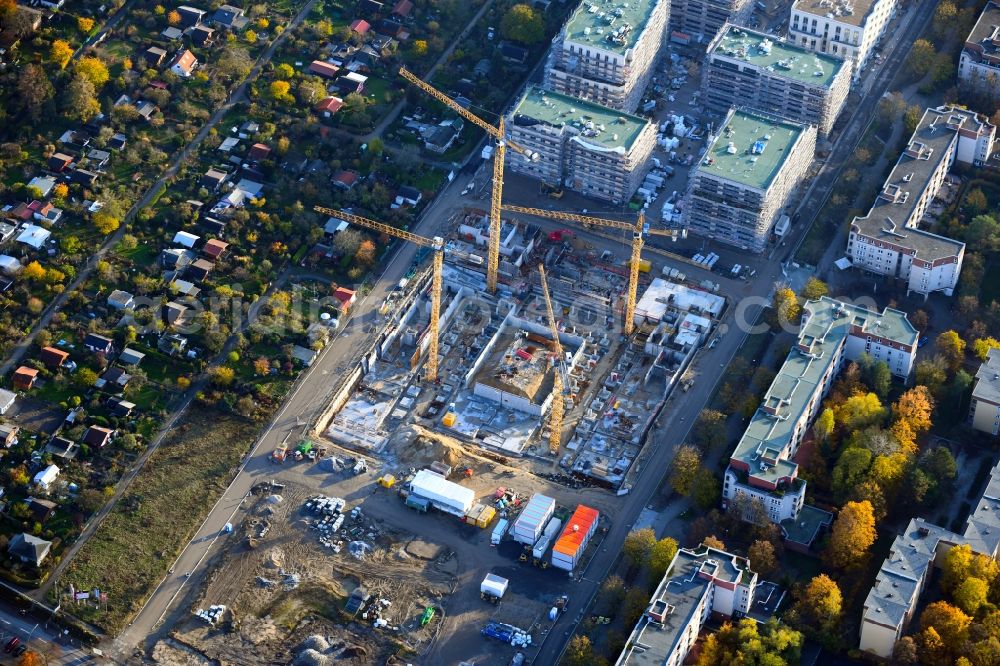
[{"x1": 551, "y1": 505, "x2": 599, "y2": 571}]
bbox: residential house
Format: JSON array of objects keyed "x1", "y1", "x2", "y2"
[
  {"x1": 106, "y1": 396, "x2": 136, "y2": 417},
  {"x1": 212, "y1": 4, "x2": 249, "y2": 30},
  {"x1": 423, "y1": 119, "x2": 463, "y2": 154},
  {"x1": 143, "y1": 46, "x2": 168, "y2": 67},
  {"x1": 219, "y1": 136, "x2": 241, "y2": 152},
  {"x1": 334, "y1": 72, "x2": 367, "y2": 96},
  {"x1": 44, "y1": 436, "x2": 78, "y2": 460},
  {"x1": 8, "y1": 533, "x2": 52, "y2": 567},
  {"x1": 201, "y1": 168, "x2": 228, "y2": 190},
  {"x1": 39, "y1": 346, "x2": 69, "y2": 368},
  {"x1": 248, "y1": 143, "x2": 271, "y2": 160},
  {"x1": 162, "y1": 300, "x2": 189, "y2": 326},
  {"x1": 108, "y1": 133, "x2": 128, "y2": 151},
  {"x1": 86, "y1": 148, "x2": 111, "y2": 169},
  {"x1": 135, "y1": 101, "x2": 159, "y2": 122},
  {"x1": 32, "y1": 464, "x2": 59, "y2": 491},
  {"x1": 203, "y1": 239, "x2": 229, "y2": 259},
  {"x1": 27, "y1": 176, "x2": 56, "y2": 198},
  {"x1": 499, "y1": 41, "x2": 529, "y2": 65},
  {"x1": 350, "y1": 19, "x2": 371, "y2": 35},
  {"x1": 176, "y1": 5, "x2": 207, "y2": 26},
  {"x1": 47, "y1": 153, "x2": 73, "y2": 173},
  {"x1": 970, "y1": 348, "x2": 1000, "y2": 435},
  {"x1": 375, "y1": 18, "x2": 404, "y2": 37},
  {"x1": 395, "y1": 185, "x2": 422, "y2": 206},
  {"x1": 29, "y1": 201, "x2": 62, "y2": 224},
  {"x1": 371, "y1": 34, "x2": 397, "y2": 55},
  {"x1": 28, "y1": 498, "x2": 57, "y2": 523},
  {"x1": 158, "y1": 332, "x2": 188, "y2": 355},
  {"x1": 161, "y1": 248, "x2": 196, "y2": 270},
  {"x1": 332, "y1": 170, "x2": 360, "y2": 190},
  {"x1": 308, "y1": 60, "x2": 340, "y2": 79},
  {"x1": 169, "y1": 277, "x2": 201, "y2": 297},
  {"x1": 186, "y1": 258, "x2": 214, "y2": 281},
  {"x1": 99, "y1": 367, "x2": 131, "y2": 390},
  {"x1": 391, "y1": 0, "x2": 413, "y2": 18},
  {"x1": 333, "y1": 286, "x2": 357, "y2": 312},
  {"x1": 173, "y1": 230, "x2": 200, "y2": 248},
  {"x1": 83, "y1": 426, "x2": 113, "y2": 448},
  {"x1": 0, "y1": 222, "x2": 17, "y2": 243},
  {"x1": 316, "y1": 96, "x2": 344, "y2": 117},
  {"x1": 324, "y1": 217, "x2": 350, "y2": 235},
  {"x1": 6, "y1": 203, "x2": 32, "y2": 223},
  {"x1": 349, "y1": 46, "x2": 381, "y2": 72},
  {"x1": 57, "y1": 130, "x2": 89, "y2": 149},
  {"x1": 0, "y1": 255, "x2": 19, "y2": 276},
  {"x1": 83, "y1": 333, "x2": 114, "y2": 355},
  {"x1": 12, "y1": 367, "x2": 37, "y2": 390},
  {"x1": 170, "y1": 50, "x2": 198, "y2": 77},
  {"x1": 119, "y1": 348, "x2": 146, "y2": 366},
  {"x1": 161, "y1": 26, "x2": 184, "y2": 40},
  {"x1": 0, "y1": 390, "x2": 14, "y2": 416},
  {"x1": 0, "y1": 423, "x2": 19, "y2": 446},
  {"x1": 16, "y1": 225, "x2": 51, "y2": 250},
  {"x1": 67, "y1": 169, "x2": 99, "y2": 186},
  {"x1": 191, "y1": 25, "x2": 216, "y2": 45},
  {"x1": 107, "y1": 289, "x2": 135, "y2": 310}
]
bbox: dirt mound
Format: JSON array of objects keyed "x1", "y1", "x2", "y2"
[
  {"x1": 150, "y1": 639, "x2": 214, "y2": 665},
  {"x1": 264, "y1": 548, "x2": 284, "y2": 569},
  {"x1": 404, "y1": 539, "x2": 441, "y2": 560},
  {"x1": 295, "y1": 648, "x2": 329, "y2": 666},
  {"x1": 299, "y1": 635, "x2": 329, "y2": 652},
  {"x1": 391, "y1": 425, "x2": 466, "y2": 469}
]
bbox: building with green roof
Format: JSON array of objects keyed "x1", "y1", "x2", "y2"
[
  {"x1": 705, "y1": 24, "x2": 852, "y2": 136},
  {"x1": 507, "y1": 87, "x2": 657, "y2": 204},
  {"x1": 723, "y1": 296, "x2": 917, "y2": 529},
  {"x1": 544, "y1": 0, "x2": 669, "y2": 112},
  {"x1": 683, "y1": 108, "x2": 816, "y2": 253}
]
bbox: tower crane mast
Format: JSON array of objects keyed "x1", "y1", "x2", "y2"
[{"x1": 538, "y1": 264, "x2": 569, "y2": 456}]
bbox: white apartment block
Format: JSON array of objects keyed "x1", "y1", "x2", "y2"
[
  {"x1": 544, "y1": 0, "x2": 669, "y2": 112},
  {"x1": 704, "y1": 25, "x2": 852, "y2": 137},
  {"x1": 971, "y1": 348, "x2": 1000, "y2": 435},
  {"x1": 959, "y1": 2, "x2": 1000, "y2": 94},
  {"x1": 861, "y1": 463, "x2": 1000, "y2": 657},
  {"x1": 668, "y1": 0, "x2": 752, "y2": 45},
  {"x1": 507, "y1": 87, "x2": 657, "y2": 204},
  {"x1": 788, "y1": 0, "x2": 896, "y2": 81},
  {"x1": 847, "y1": 106, "x2": 994, "y2": 298},
  {"x1": 683, "y1": 108, "x2": 816, "y2": 253},
  {"x1": 616, "y1": 545, "x2": 758, "y2": 666},
  {"x1": 724, "y1": 298, "x2": 917, "y2": 530}
]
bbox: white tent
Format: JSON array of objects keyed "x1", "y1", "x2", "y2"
[
  {"x1": 16, "y1": 225, "x2": 51, "y2": 250},
  {"x1": 172, "y1": 231, "x2": 200, "y2": 248}
]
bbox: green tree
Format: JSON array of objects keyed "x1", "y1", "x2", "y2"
[
  {"x1": 669, "y1": 445, "x2": 701, "y2": 495},
  {"x1": 825, "y1": 500, "x2": 876, "y2": 569},
  {"x1": 906, "y1": 39, "x2": 936, "y2": 79},
  {"x1": 697, "y1": 619, "x2": 803, "y2": 665},
  {"x1": 692, "y1": 409, "x2": 727, "y2": 451},
  {"x1": 690, "y1": 467, "x2": 719, "y2": 511},
  {"x1": 801, "y1": 277, "x2": 828, "y2": 300},
  {"x1": 622, "y1": 528, "x2": 656, "y2": 569},
  {"x1": 916, "y1": 356, "x2": 948, "y2": 395},
  {"x1": 500, "y1": 3, "x2": 544, "y2": 44},
  {"x1": 831, "y1": 447, "x2": 872, "y2": 503},
  {"x1": 647, "y1": 537, "x2": 679, "y2": 579},
  {"x1": 75, "y1": 368, "x2": 98, "y2": 388},
  {"x1": 860, "y1": 354, "x2": 892, "y2": 400},
  {"x1": 966, "y1": 215, "x2": 1000, "y2": 252},
  {"x1": 954, "y1": 577, "x2": 989, "y2": 616},
  {"x1": 936, "y1": 330, "x2": 967, "y2": 372}
]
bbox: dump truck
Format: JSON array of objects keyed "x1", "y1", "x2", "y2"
[
  {"x1": 271, "y1": 443, "x2": 288, "y2": 463},
  {"x1": 420, "y1": 607, "x2": 436, "y2": 626}
]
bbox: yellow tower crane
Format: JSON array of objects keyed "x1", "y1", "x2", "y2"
[
  {"x1": 398, "y1": 66, "x2": 539, "y2": 295},
  {"x1": 314, "y1": 207, "x2": 444, "y2": 383},
  {"x1": 501, "y1": 205, "x2": 685, "y2": 336},
  {"x1": 538, "y1": 264, "x2": 569, "y2": 456}
]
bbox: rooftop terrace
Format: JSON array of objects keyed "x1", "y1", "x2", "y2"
[
  {"x1": 511, "y1": 86, "x2": 649, "y2": 153},
  {"x1": 792, "y1": 0, "x2": 880, "y2": 27},
  {"x1": 563, "y1": 0, "x2": 664, "y2": 55},
  {"x1": 698, "y1": 110, "x2": 807, "y2": 191},
  {"x1": 710, "y1": 24, "x2": 846, "y2": 87}
]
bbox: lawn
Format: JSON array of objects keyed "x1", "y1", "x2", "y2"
[{"x1": 55, "y1": 406, "x2": 260, "y2": 633}]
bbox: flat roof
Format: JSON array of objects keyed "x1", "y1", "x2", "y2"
[
  {"x1": 851, "y1": 106, "x2": 985, "y2": 260},
  {"x1": 511, "y1": 86, "x2": 649, "y2": 153},
  {"x1": 698, "y1": 109, "x2": 807, "y2": 191},
  {"x1": 792, "y1": 0, "x2": 880, "y2": 27},
  {"x1": 710, "y1": 24, "x2": 846, "y2": 87},
  {"x1": 732, "y1": 298, "x2": 916, "y2": 486},
  {"x1": 973, "y1": 348, "x2": 1000, "y2": 406},
  {"x1": 965, "y1": 2, "x2": 1000, "y2": 61},
  {"x1": 564, "y1": 0, "x2": 664, "y2": 55}
]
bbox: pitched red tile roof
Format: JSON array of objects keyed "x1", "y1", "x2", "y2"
[
  {"x1": 350, "y1": 19, "x2": 370, "y2": 33},
  {"x1": 316, "y1": 96, "x2": 344, "y2": 114}
]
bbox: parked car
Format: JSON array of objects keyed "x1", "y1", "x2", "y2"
[{"x1": 5, "y1": 637, "x2": 20, "y2": 653}]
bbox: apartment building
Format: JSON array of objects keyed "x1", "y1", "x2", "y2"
[
  {"x1": 724, "y1": 297, "x2": 917, "y2": 528},
  {"x1": 788, "y1": 0, "x2": 896, "y2": 81},
  {"x1": 683, "y1": 108, "x2": 816, "y2": 253},
  {"x1": 971, "y1": 348, "x2": 1000, "y2": 435},
  {"x1": 544, "y1": 0, "x2": 669, "y2": 112},
  {"x1": 616, "y1": 544, "x2": 759, "y2": 666},
  {"x1": 847, "y1": 106, "x2": 994, "y2": 298},
  {"x1": 704, "y1": 24, "x2": 852, "y2": 137},
  {"x1": 860, "y1": 462, "x2": 1000, "y2": 657},
  {"x1": 959, "y1": 2, "x2": 1000, "y2": 93},
  {"x1": 669, "y1": 0, "x2": 752, "y2": 44},
  {"x1": 506, "y1": 86, "x2": 657, "y2": 204}
]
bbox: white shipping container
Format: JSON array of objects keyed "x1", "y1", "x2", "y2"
[
  {"x1": 491, "y1": 518, "x2": 509, "y2": 546},
  {"x1": 409, "y1": 470, "x2": 475, "y2": 517},
  {"x1": 532, "y1": 535, "x2": 551, "y2": 560},
  {"x1": 512, "y1": 494, "x2": 556, "y2": 545},
  {"x1": 543, "y1": 517, "x2": 563, "y2": 541}
]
